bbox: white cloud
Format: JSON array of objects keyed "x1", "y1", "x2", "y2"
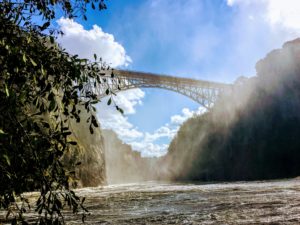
[
  {"x1": 130, "y1": 142, "x2": 169, "y2": 158},
  {"x1": 96, "y1": 89, "x2": 145, "y2": 142},
  {"x1": 171, "y1": 108, "x2": 194, "y2": 124},
  {"x1": 57, "y1": 18, "x2": 132, "y2": 67},
  {"x1": 56, "y1": 19, "x2": 147, "y2": 145},
  {"x1": 56, "y1": 18, "x2": 145, "y2": 144},
  {"x1": 124, "y1": 106, "x2": 206, "y2": 157},
  {"x1": 226, "y1": 0, "x2": 235, "y2": 6},
  {"x1": 216, "y1": 0, "x2": 300, "y2": 81},
  {"x1": 227, "y1": 0, "x2": 300, "y2": 32},
  {"x1": 265, "y1": 0, "x2": 300, "y2": 30},
  {"x1": 98, "y1": 102, "x2": 205, "y2": 157},
  {"x1": 144, "y1": 126, "x2": 175, "y2": 143},
  {"x1": 113, "y1": 90, "x2": 144, "y2": 114},
  {"x1": 56, "y1": 18, "x2": 170, "y2": 157}
]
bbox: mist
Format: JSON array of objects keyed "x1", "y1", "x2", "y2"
[
  {"x1": 100, "y1": 38, "x2": 300, "y2": 184},
  {"x1": 102, "y1": 129, "x2": 160, "y2": 184},
  {"x1": 158, "y1": 38, "x2": 300, "y2": 181}
]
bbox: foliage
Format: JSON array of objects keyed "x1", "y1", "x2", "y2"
[{"x1": 0, "y1": 0, "x2": 117, "y2": 224}]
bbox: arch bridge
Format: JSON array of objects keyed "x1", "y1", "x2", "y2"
[{"x1": 84, "y1": 70, "x2": 232, "y2": 109}]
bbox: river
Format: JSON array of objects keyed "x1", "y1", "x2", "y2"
[
  {"x1": 2, "y1": 179, "x2": 300, "y2": 224},
  {"x1": 68, "y1": 179, "x2": 300, "y2": 224}
]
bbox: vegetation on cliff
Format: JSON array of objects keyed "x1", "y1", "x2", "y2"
[{"x1": 164, "y1": 39, "x2": 300, "y2": 181}]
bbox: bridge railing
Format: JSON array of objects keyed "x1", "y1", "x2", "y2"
[
  {"x1": 113, "y1": 69, "x2": 231, "y2": 89},
  {"x1": 80, "y1": 69, "x2": 232, "y2": 108}
]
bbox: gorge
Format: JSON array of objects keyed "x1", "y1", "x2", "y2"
[
  {"x1": 74, "y1": 38, "x2": 300, "y2": 186},
  {"x1": 4, "y1": 0, "x2": 300, "y2": 224}
]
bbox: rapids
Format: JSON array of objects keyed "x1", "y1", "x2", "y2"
[
  {"x1": 70, "y1": 179, "x2": 300, "y2": 224},
  {"x1": 2, "y1": 179, "x2": 300, "y2": 224}
]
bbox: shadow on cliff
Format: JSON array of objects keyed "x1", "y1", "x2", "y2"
[{"x1": 159, "y1": 38, "x2": 300, "y2": 182}]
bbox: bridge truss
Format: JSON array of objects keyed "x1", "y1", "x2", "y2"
[{"x1": 83, "y1": 70, "x2": 231, "y2": 109}]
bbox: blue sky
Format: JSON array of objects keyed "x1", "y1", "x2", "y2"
[{"x1": 57, "y1": 0, "x2": 300, "y2": 157}]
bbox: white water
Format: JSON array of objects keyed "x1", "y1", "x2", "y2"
[
  {"x1": 2, "y1": 179, "x2": 300, "y2": 224},
  {"x1": 68, "y1": 179, "x2": 300, "y2": 224}
]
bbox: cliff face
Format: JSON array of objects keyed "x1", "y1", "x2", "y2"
[
  {"x1": 162, "y1": 39, "x2": 300, "y2": 181},
  {"x1": 102, "y1": 129, "x2": 158, "y2": 184},
  {"x1": 64, "y1": 113, "x2": 160, "y2": 187},
  {"x1": 64, "y1": 110, "x2": 106, "y2": 187}
]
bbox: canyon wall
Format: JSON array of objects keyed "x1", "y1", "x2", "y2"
[
  {"x1": 64, "y1": 110, "x2": 106, "y2": 187},
  {"x1": 161, "y1": 39, "x2": 300, "y2": 181}
]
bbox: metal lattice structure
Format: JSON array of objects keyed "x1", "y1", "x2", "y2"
[{"x1": 84, "y1": 70, "x2": 232, "y2": 109}]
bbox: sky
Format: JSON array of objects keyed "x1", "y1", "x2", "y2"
[{"x1": 57, "y1": 0, "x2": 300, "y2": 157}]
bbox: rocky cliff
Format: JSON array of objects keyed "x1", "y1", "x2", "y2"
[
  {"x1": 162, "y1": 39, "x2": 300, "y2": 181},
  {"x1": 64, "y1": 110, "x2": 106, "y2": 187},
  {"x1": 65, "y1": 120, "x2": 160, "y2": 187}
]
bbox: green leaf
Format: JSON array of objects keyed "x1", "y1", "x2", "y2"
[
  {"x1": 3, "y1": 155, "x2": 10, "y2": 166},
  {"x1": 99, "y1": 1, "x2": 107, "y2": 10},
  {"x1": 30, "y1": 58, "x2": 37, "y2": 67},
  {"x1": 4, "y1": 84, "x2": 9, "y2": 97},
  {"x1": 50, "y1": 36, "x2": 55, "y2": 44},
  {"x1": 105, "y1": 88, "x2": 109, "y2": 95},
  {"x1": 107, "y1": 97, "x2": 112, "y2": 105},
  {"x1": 41, "y1": 66, "x2": 45, "y2": 75},
  {"x1": 49, "y1": 99, "x2": 56, "y2": 111},
  {"x1": 91, "y1": 115, "x2": 99, "y2": 128},
  {"x1": 94, "y1": 53, "x2": 97, "y2": 60},
  {"x1": 89, "y1": 125, "x2": 94, "y2": 134},
  {"x1": 92, "y1": 119, "x2": 98, "y2": 128},
  {"x1": 116, "y1": 106, "x2": 124, "y2": 114},
  {"x1": 41, "y1": 21, "x2": 50, "y2": 31},
  {"x1": 0, "y1": 129, "x2": 5, "y2": 134},
  {"x1": 27, "y1": 36, "x2": 31, "y2": 44},
  {"x1": 63, "y1": 131, "x2": 72, "y2": 136},
  {"x1": 22, "y1": 54, "x2": 27, "y2": 63}
]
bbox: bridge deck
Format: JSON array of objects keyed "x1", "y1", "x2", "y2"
[
  {"x1": 114, "y1": 70, "x2": 231, "y2": 89},
  {"x1": 82, "y1": 69, "x2": 232, "y2": 108}
]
